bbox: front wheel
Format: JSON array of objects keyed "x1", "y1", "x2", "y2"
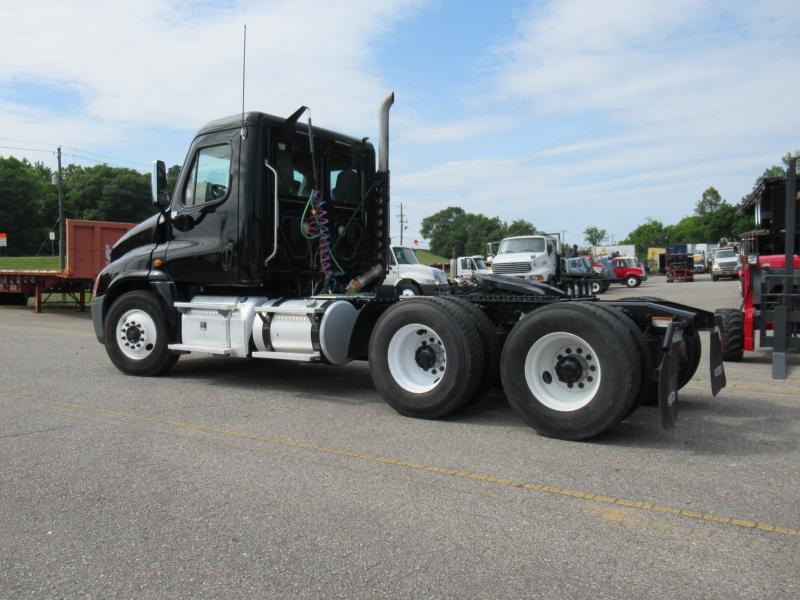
[
  {"x1": 397, "y1": 281, "x2": 422, "y2": 297},
  {"x1": 103, "y1": 290, "x2": 179, "y2": 376},
  {"x1": 626, "y1": 275, "x2": 641, "y2": 288}
]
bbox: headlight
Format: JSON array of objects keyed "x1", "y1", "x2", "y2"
[{"x1": 434, "y1": 269, "x2": 447, "y2": 284}]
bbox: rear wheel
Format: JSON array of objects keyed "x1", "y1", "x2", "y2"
[
  {"x1": 0, "y1": 293, "x2": 28, "y2": 306},
  {"x1": 715, "y1": 308, "x2": 744, "y2": 362},
  {"x1": 622, "y1": 296, "x2": 701, "y2": 403},
  {"x1": 590, "y1": 280, "x2": 605, "y2": 294},
  {"x1": 500, "y1": 303, "x2": 641, "y2": 440},
  {"x1": 103, "y1": 290, "x2": 179, "y2": 376},
  {"x1": 425, "y1": 296, "x2": 501, "y2": 400},
  {"x1": 368, "y1": 298, "x2": 485, "y2": 419}
]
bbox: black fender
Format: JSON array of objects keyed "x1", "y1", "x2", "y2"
[{"x1": 92, "y1": 271, "x2": 178, "y2": 344}]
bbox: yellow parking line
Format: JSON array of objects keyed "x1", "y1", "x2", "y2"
[{"x1": 23, "y1": 396, "x2": 800, "y2": 541}]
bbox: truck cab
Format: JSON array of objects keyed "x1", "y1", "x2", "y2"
[
  {"x1": 383, "y1": 245, "x2": 447, "y2": 296},
  {"x1": 453, "y1": 255, "x2": 491, "y2": 280},
  {"x1": 490, "y1": 235, "x2": 558, "y2": 283},
  {"x1": 711, "y1": 248, "x2": 739, "y2": 280},
  {"x1": 610, "y1": 256, "x2": 647, "y2": 288}
]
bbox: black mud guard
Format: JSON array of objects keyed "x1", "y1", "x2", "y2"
[
  {"x1": 709, "y1": 314, "x2": 727, "y2": 396},
  {"x1": 657, "y1": 322, "x2": 683, "y2": 429}
]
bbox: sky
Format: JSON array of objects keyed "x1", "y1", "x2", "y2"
[{"x1": 1, "y1": 0, "x2": 798, "y2": 249}]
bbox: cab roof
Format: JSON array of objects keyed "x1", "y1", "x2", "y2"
[{"x1": 196, "y1": 111, "x2": 366, "y2": 147}]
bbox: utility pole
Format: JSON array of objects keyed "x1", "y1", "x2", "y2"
[
  {"x1": 398, "y1": 203, "x2": 407, "y2": 245},
  {"x1": 57, "y1": 146, "x2": 65, "y2": 270}
]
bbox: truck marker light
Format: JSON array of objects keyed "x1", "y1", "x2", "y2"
[
  {"x1": 651, "y1": 316, "x2": 672, "y2": 328},
  {"x1": 153, "y1": 258, "x2": 163, "y2": 267}
]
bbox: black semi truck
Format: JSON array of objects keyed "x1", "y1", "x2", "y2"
[{"x1": 91, "y1": 94, "x2": 726, "y2": 440}]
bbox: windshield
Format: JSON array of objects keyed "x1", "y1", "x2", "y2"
[
  {"x1": 393, "y1": 247, "x2": 419, "y2": 265},
  {"x1": 472, "y1": 257, "x2": 487, "y2": 270},
  {"x1": 716, "y1": 249, "x2": 736, "y2": 259},
  {"x1": 580, "y1": 258, "x2": 593, "y2": 271},
  {"x1": 498, "y1": 237, "x2": 545, "y2": 254}
]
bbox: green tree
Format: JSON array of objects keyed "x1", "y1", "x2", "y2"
[
  {"x1": 167, "y1": 164, "x2": 182, "y2": 197},
  {"x1": 621, "y1": 218, "x2": 669, "y2": 256},
  {"x1": 583, "y1": 226, "x2": 607, "y2": 246},
  {"x1": 0, "y1": 156, "x2": 49, "y2": 255},
  {"x1": 694, "y1": 187, "x2": 723, "y2": 218},
  {"x1": 505, "y1": 219, "x2": 536, "y2": 238},
  {"x1": 64, "y1": 164, "x2": 152, "y2": 223},
  {"x1": 420, "y1": 208, "x2": 537, "y2": 257}
]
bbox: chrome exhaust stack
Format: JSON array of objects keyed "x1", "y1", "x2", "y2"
[{"x1": 378, "y1": 92, "x2": 394, "y2": 173}]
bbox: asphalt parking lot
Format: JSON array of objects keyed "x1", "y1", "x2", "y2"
[{"x1": 1, "y1": 274, "x2": 799, "y2": 598}]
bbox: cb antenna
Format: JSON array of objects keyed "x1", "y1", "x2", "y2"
[{"x1": 240, "y1": 24, "x2": 247, "y2": 140}]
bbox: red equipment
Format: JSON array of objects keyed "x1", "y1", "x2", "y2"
[
  {"x1": 0, "y1": 219, "x2": 133, "y2": 312},
  {"x1": 716, "y1": 169, "x2": 799, "y2": 377}
]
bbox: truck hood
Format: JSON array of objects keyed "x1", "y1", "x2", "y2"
[
  {"x1": 492, "y1": 252, "x2": 538, "y2": 263},
  {"x1": 110, "y1": 213, "x2": 159, "y2": 262},
  {"x1": 389, "y1": 264, "x2": 445, "y2": 282}
]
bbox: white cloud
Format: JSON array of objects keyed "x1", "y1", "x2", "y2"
[
  {"x1": 0, "y1": 0, "x2": 426, "y2": 158},
  {"x1": 394, "y1": 0, "x2": 800, "y2": 245}
]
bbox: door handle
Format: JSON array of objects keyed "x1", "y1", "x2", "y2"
[{"x1": 222, "y1": 242, "x2": 233, "y2": 270}]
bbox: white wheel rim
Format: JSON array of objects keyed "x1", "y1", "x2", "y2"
[
  {"x1": 400, "y1": 287, "x2": 417, "y2": 297},
  {"x1": 627, "y1": 277, "x2": 637, "y2": 286},
  {"x1": 387, "y1": 323, "x2": 446, "y2": 393},
  {"x1": 115, "y1": 309, "x2": 157, "y2": 360},
  {"x1": 523, "y1": 332, "x2": 601, "y2": 412},
  {"x1": 592, "y1": 281, "x2": 600, "y2": 292}
]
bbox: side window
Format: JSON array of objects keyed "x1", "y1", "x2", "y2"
[
  {"x1": 329, "y1": 147, "x2": 361, "y2": 206},
  {"x1": 273, "y1": 139, "x2": 314, "y2": 198},
  {"x1": 183, "y1": 145, "x2": 231, "y2": 207},
  {"x1": 460, "y1": 258, "x2": 469, "y2": 269}
]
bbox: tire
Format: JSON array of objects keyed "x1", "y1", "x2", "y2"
[
  {"x1": 626, "y1": 275, "x2": 641, "y2": 288},
  {"x1": 591, "y1": 303, "x2": 654, "y2": 417},
  {"x1": 103, "y1": 290, "x2": 179, "y2": 376},
  {"x1": 426, "y1": 295, "x2": 501, "y2": 400},
  {"x1": 621, "y1": 296, "x2": 701, "y2": 402},
  {"x1": 397, "y1": 281, "x2": 422, "y2": 297},
  {"x1": 590, "y1": 280, "x2": 604, "y2": 294},
  {"x1": 0, "y1": 293, "x2": 28, "y2": 306},
  {"x1": 715, "y1": 308, "x2": 744, "y2": 362},
  {"x1": 500, "y1": 303, "x2": 641, "y2": 440},
  {"x1": 712, "y1": 274, "x2": 719, "y2": 282},
  {"x1": 368, "y1": 298, "x2": 485, "y2": 419}
]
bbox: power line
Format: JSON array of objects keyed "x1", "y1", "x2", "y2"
[
  {"x1": 63, "y1": 146, "x2": 148, "y2": 168},
  {"x1": 0, "y1": 137, "x2": 147, "y2": 169},
  {"x1": 0, "y1": 145, "x2": 56, "y2": 154},
  {"x1": 61, "y1": 152, "x2": 146, "y2": 170}
]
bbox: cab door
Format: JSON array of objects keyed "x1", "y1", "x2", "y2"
[{"x1": 164, "y1": 131, "x2": 239, "y2": 286}]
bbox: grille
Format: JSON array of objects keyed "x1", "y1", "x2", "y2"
[{"x1": 492, "y1": 261, "x2": 531, "y2": 274}]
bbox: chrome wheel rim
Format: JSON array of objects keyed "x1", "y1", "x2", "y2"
[
  {"x1": 524, "y1": 332, "x2": 601, "y2": 412},
  {"x1": 387, "y1": 323, "x2": 446, "y2": 393},
  {"x1": 116, "y1": 309, "x2": 157, "y2": 360}
]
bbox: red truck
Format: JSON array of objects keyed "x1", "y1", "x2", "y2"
[
  {"x1": 0, "y1": 219, "x2": 133, "y2": 312},
  {"x1": 591, "y1": 255, "x2": 647, "y2": 288}
]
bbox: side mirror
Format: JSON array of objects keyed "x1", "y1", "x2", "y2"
[{"x1": 151, "y1": 160, "x2": 170, "y2": 211}]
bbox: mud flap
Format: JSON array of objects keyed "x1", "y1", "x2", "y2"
[
  {"x1": 709, "y1": 316, "x2": 727, "y2": 396},
  {"x1": 657, "y1": 323, "x2": 682, "y2": 430}
]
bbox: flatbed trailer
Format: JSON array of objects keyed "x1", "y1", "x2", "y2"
[{"x1": 0, "y1": 219, "x2": 133, "y2": 312}]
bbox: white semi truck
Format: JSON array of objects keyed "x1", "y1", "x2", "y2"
[{"x1": 490, "y1": 235, "x2": 560, "y2": 284}]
